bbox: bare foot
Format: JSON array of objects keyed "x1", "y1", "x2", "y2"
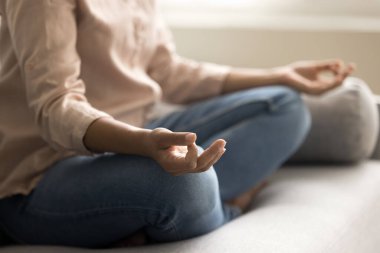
[
  {"x1": 226, "y1": 181, "x2": 268, "y2": 213},
  {"x1": 113, "y1": 230, "x2": 147, "y2": 248}
]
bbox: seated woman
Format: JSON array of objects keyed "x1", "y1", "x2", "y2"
[{"x1": 0, "y1": 0, "x2": 354, "y2": 248}]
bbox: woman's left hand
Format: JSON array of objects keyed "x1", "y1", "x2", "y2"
[{"x1": 280, "y1": 59, "x2": 356, "y2": 95}]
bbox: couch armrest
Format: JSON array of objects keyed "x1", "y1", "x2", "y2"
[{"x1": 371, "y1": 95, "x2": 380, "y2": 160}]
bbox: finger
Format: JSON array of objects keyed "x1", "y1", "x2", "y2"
[
  {"x1": 303, "y1": 60, "x2": 355, "y2": 95},
  {"x1": 160, "y1": 148, "x2": 189, "y2": 173},
  {"x1": 185, "y1": 143, "x2": 198, "y2": 169},
  {"x1": 314, "y1": 59, "x2": 341, "y2": 72},
  {"x1": 321, "y1": 70, "x2": 349, "y2": 93},
  {"x1": 316, "y1": 59, "x2": 345, "y2": 76},
  {"x1": 156, "y1": 131, "x2": 196, "y2": 148},
  {"x1": 172, "y1": 143, "x2": 225, "y2": 175},
  {"x1": 312, "y1": 79, "x2": 341, "y2": 95},
  {"x1": 289, "y1": 73, "x2": 314, "y2": 93},
  {"x1": 188, "y1": 146, "x2": 225, "y2": 174},
  {"x1": 197, "y1": 147, "x2": 226, "y2": 172},
  {"x1": 332, "y1": 61, "x2": 354, "y2": 78},
  {"x1": 197, "y1": 139, "x2": 226, "y2": 169},
  {"x1": 316, "y1": 62, "x2": 354, "y2": 94},
  {"x1": 332, "y1": 64, "x2": 352, "y2": 85},
  {"x1": 346, "y1": 62, "x2": 356, "y2": 73},
  {"x1": 315, "y1": 59, "x2": 336, "y2": 70},
  {"x1": 335, "y1": 59, "x2": 346, "y2": 75},
  {"x1": 339, "y1": 63, "x2": 355, "y2": 79},
  {"x1": 162, "y1": 144, "x2": 198, "y2": 175}
]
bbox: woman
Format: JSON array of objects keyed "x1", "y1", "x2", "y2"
[{"x1": 0, "y1": 0, "x2": 354, "y2": 248}]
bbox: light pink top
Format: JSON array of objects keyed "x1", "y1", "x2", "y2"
[{"x1": 0, "y1": 0, "x2": 229, "y2": 198}]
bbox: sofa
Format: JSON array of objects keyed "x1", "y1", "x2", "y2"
[{"x1": 1, "y1": 77, "x2": 380, "y2": 253}]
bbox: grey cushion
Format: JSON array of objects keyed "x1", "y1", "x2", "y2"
[
  {"x1": 289, "y1": 77, "x2": 379, "y2": 163},
  {"x1": 371, "y1": 96, "x2": 380, "y2": 160}
]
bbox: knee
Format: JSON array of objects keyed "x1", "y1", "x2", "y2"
[
  {"x1": 241, "y1": 86, "x2": 309, "y2": 123},
  {"x1": 271, "y1": 86, "x2": 311, "y2": 134},
  {"x1": 153, "y1": 168, "x2": 223, "y2": 237},
  {"x1": 267, "y1": 86, "x2": 303, "y2": 111},
  {"x1": 268, "y1": 87, "x2": 312, "y2": 154},
  {"x1": 164, "y1": 168, "x2": 219, "y2": 217}
]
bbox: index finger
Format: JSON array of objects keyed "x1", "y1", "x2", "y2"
[
  {"x1": 315, "y1": 59, "x2": 342, "y2": 74},
  {"x1": 156, "y1": 132, "x2": 197, "y2": 148}
]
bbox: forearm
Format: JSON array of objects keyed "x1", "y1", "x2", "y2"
[
  {"x1": 222, "y1": 67, "x2": 285, "y2": 94},
  {"x1": 83, "y1": 117, "x2": 152, "y2": 156}
]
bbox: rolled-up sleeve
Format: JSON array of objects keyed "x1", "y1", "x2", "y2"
[
  {"x1": 5, "y1": 0, "x2": 111, "y2": 153},
  {"x1": 147, "y1": 11, "x2": 231, "y2": 104}
]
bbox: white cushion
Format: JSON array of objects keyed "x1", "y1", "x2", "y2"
[{"x1": 3, "y1": 161, "x2": 380, "y2": 253}]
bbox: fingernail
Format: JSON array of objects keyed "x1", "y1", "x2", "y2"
[{"x1": 186, "y1": 133, "x2": 195, "y2": 142}]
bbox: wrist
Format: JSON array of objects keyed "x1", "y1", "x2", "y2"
[
  {"x1": 136, "y1": 128, "x2": 155, "y2": 157},
  {"x1": 271, "y1": 66, "x2": 290, "y2": 85},
  {"x1": 83, "y1": 117, "x2": 155, "y2": 156}
]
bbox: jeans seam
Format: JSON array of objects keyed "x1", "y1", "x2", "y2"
[
  {"x1": 1, "y1": 208, "x2": 180, "y2": 245},
  {"x1": 27, "y1": 205, "x2": 182, "y2": 241},
  {"x1": 0, "y1": 219, "x2": 28, "y2": 245},
  {"x1": 147, "y1": 216, "x2": 181, "y2": 241},
  {"x1": 25, "y1": 205, "x2": 169, "y2": 218}
]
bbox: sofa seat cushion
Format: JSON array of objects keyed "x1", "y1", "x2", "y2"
[{"x1": 2, "y1": 161, "x2": 380, "y2": 253}]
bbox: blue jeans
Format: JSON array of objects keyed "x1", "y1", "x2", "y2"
[{"x1": 0, "y1": 86, "x2": 311, "y2": 248}]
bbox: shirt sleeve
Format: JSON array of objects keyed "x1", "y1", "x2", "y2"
[
  {"x1": 147, "y1": 9, "x2": 231, "y2": 104},
  {"x1": 5, "y1": 0, "x2": 112, "y2": 154}
]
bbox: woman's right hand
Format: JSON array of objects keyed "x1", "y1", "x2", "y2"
[{"x1": 146, "y1": 128, "x2": 226, "y2": 176}]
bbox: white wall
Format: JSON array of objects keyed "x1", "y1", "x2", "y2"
[{"x1": 170, "y1": 28, "x2": 380, "y2": 94}]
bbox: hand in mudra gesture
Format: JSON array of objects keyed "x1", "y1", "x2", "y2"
[
  {"x1": 148, "y1": 128, "x2": 226, "y2": 176},
  {"x1": 281, "y1": 59, "x2": 356, "y2": 95}
]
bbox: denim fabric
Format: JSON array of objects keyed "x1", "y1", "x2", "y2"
[{"x1": 0, "y1": 86, "x2": 311, "y2": 248}]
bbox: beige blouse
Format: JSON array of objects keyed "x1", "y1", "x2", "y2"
[{"x1": 0, "y1": 0, "x2": 229, "y2": 198}]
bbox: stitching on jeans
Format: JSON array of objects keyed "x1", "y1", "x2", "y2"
[
  {"x1": 1, "y1": 208, "x2": 181, "y2": 244},
  {"x1": 26, "y1": 203, "x2": 181, "y2": 238},
  {"x1": 0, "y1": 219, "x2": 28, "y2": 244},
  {"x1": 25, "y1": 198, "x2": 159, "y2": 213},
  {"x1": 26, "y1": 205, "x2": 167, "y2": 218},
  {"x1": 146, "y1": 214, "x2": 181, "y2": 241},
  {"x1": 26, "y1": 206, "x2": 182, "y2": 240}
]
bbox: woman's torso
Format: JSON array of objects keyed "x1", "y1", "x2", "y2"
[{"x1": 0, "y1": 0, "x2": 164, "y2": 198}]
